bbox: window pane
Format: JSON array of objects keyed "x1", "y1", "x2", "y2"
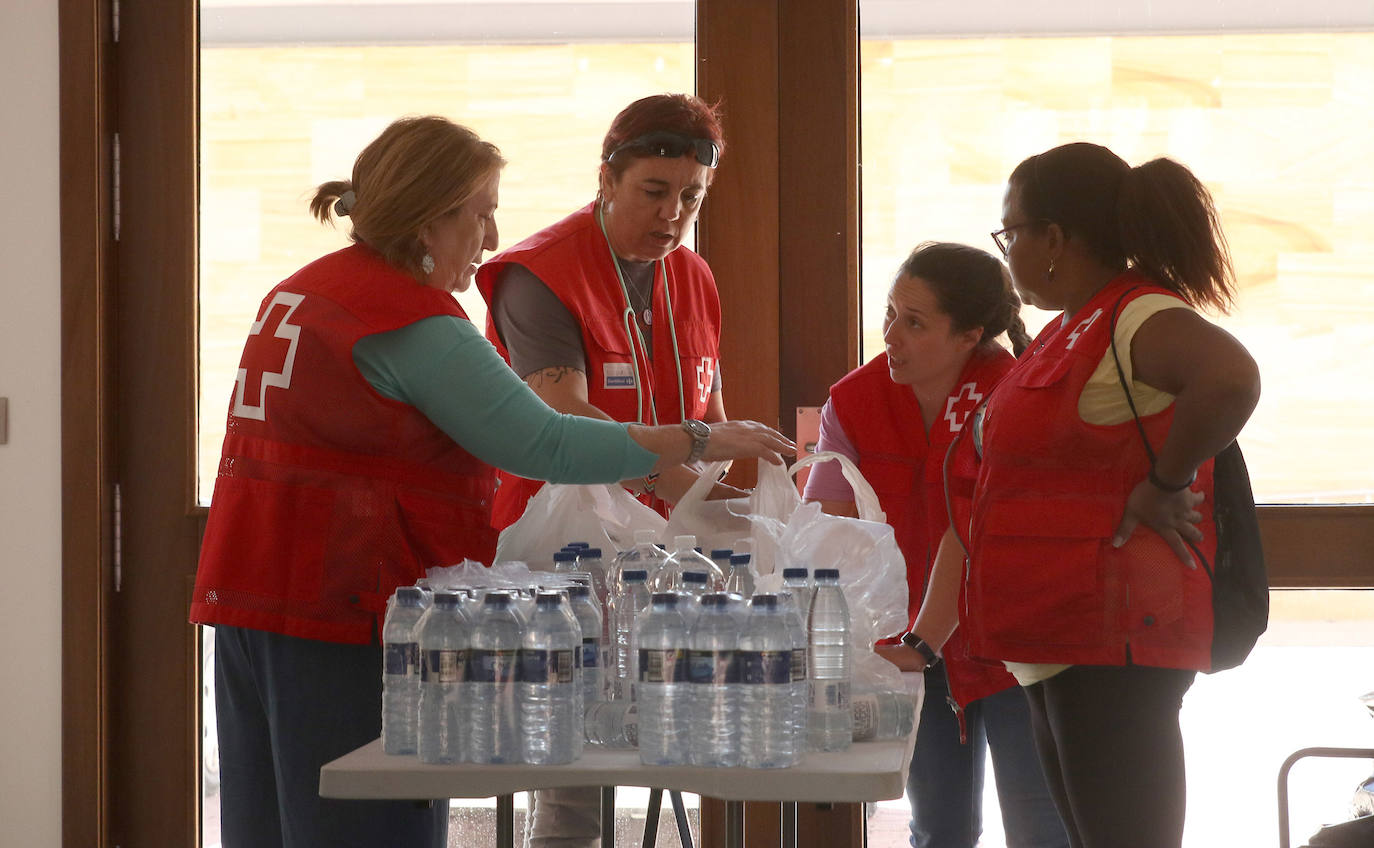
[
  {"x1": 860, "y1": 29, "x2": 1374, "y2": 505},
  {"x1": 199, "y1": 4, "x2": 694, "y2": 507}
]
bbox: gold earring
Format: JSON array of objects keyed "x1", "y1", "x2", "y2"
[{"x1": 1047, "y1": 261, "x2": 1056, "y2": 282}]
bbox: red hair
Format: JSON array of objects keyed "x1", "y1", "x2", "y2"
[{"x1": 600, "y1": 94, "x2": 726, "y2": 177}]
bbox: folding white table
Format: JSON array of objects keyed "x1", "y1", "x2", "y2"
[{"x1": 319, "y1": 734, "x2": 916, "y2": 848}]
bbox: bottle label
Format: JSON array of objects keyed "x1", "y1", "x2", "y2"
[
  {"x1": 790, "y1": 647, "x2": 808, "y2": 683},
  {"x1": 850, "y1": 693, "x2": 878, "y2": 741},
  {"x1": 384, "y1": 641, "x2": 418, "y2": 677},
  {"x1": 582, "y1": 637, "x2": 599, "y2": 669},
  {"x1": 421, "y1": 648, "x2": 466, "y2": 685},
  {"x1": 637, "y1": 647, "x2": 688, "y2": 684},
  {"x1": 518, "y1": 648, "x2": 576, "y2": 685},
  {"x1": 737, "y1": 649, "x2": 791, "y2": 685},
  {"x1": 468, "y1": 648, "x2": 519, "y2": 683},
  {"x1": 810, "y1": 679, "x2": 850, "y2": 710},
  {"x1": 687, "y1": 649, "x2": 739, "y2": 685}
]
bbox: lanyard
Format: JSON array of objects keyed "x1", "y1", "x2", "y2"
[{"x1": 595, "y1": 201, "x2": 687, "y2": 425}]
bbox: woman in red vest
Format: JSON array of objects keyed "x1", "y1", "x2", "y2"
[
  {"x1": 914, "y1": 143, "x2": 1260, "y2": 848},
  {"x1": 478, "y1": 94, "x2": 735, "y2": 531},
  {"x1": 805, "y1": 242, "x2": 1067, "y2": 848},
  {"x1": 189, "y1": 116, "x2": 791, "y2": 848}
]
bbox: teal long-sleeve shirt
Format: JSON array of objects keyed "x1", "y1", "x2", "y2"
[{"x1": 352, "y1": 315, "x2": 658, "y2": 483}]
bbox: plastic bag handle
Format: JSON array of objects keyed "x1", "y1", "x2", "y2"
[{"x1": 790, "y1": 451, "x2": 887, "y2": 524}]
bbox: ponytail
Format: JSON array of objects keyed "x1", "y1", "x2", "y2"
[
  {"x1": 1117, "y1": 158, "x2": 1235, "y2": 313},
  {"x1": 309, "y1": 179, "x2": 353, "y2": 227}
]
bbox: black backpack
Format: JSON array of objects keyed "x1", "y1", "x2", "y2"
[{"x1": 1109, "y1": 291, "x2": 1269, "y2": 672}]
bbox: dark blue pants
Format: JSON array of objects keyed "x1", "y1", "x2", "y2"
[
  {"x1": 214, "y1": 624, "x2": 448, "y2": 848},
  {"x1": 1023, "y1": 665, "x2": 1196, "y2": 848},
  {"x1": 907, "y1": 668, "x2": 1068, "y2": 848}
]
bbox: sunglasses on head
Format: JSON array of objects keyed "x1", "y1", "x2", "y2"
[{"x1": 605, "y1": 131, "x2": 720, "y2": 169}]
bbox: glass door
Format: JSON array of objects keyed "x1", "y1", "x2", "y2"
[{"x1": 197, "y1": 2, "x2": 696, "y2": 843}]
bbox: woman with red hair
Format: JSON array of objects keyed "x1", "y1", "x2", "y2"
[{"x1": 477, "y1": 93, "x2": 735, "y2": 530}]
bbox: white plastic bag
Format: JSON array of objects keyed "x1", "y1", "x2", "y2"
[
  {"x1": 742, "y1": 452, "x2": 909, "y2": 693},
  {"x1": 493, "y1": 483, "x2": 667, "y2": 568},
  {"x1": 661, "y1": 461, "x2": 754, "y2": 553}
]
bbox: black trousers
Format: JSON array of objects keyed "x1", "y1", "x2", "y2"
[
  {"x1": 214, "y1": 624, "x2": 448, "y2": 848},
  {"x1": 1023, "y1": 664, "x2": 1196, "y2": 848}
]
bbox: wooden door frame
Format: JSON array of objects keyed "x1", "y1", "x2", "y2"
[{"x1": 59, "y1": 0, "x2": 115, "y2": 844}]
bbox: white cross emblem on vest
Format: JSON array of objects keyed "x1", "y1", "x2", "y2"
[
  {"x1": 233, "y1": 291, "x2": 305, "y2": 421},
  {"x1": 943, "y1": 382, "x2": 984, "y2": 432}
]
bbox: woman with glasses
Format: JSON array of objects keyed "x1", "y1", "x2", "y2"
[
  {"x1": 804, "y1": 242, "x2": 1067, "y2": 848},
  {"x1": 477, "y1": 93, "x2": 737, "y2": 535},
  {"x1": 913, "y1": 142, "x2": 1260, "y2": 848},
  {"x1": 476, "y1": 92, "x2": 734, "y2": 847}
]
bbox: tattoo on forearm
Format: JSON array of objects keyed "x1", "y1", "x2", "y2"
[{"x1": 527, "y1": 366, "x2": 581, "y2": 388}]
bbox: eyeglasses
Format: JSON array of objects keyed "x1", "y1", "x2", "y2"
[
  {"x1": 990, "y1": 220, "x2": 1047, "y2": 257},
  {"x1": 605, "y1": 131, "x2": 720, "y2": 169}
]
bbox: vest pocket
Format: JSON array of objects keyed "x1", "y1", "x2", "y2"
[
  {"x1": 974, "y1": 497, "x2": 1114, "y2": 649},
  {"x1": 200, "y1": 475, "x2": 333, "y2": 604}
]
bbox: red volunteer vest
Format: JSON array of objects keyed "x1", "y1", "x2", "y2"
[
  {"x1": 966, "y1": 274, "x2": 1216, "y2": 671},
  {"x1": 191, "y1": 245, "x2": 498, "y2": 644},
  {"x1": 829, "y1": 346, "x2": 1017, "y2": 707},
  {"x1": 477, "y1": 202, "x2": 722, "y2": 529}
]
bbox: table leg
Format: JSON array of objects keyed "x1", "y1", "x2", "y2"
[
  {"x1": 495, "y1": 794, "x2": 515, "y2": 848},
  {"x1": 725, "y1": 800, "x2": 743, "y2": 848},
  {"x1": 601, "y1": 786, "x2": 616, "y2": 848},
  {"x1": 643, "y1": 787, "x2": 663, "y2": 848},
  {"x1": 669, "y1": 790, "x2": 693, "y2": 848},
  {"x1": 781, "y1": 801, "x2": 797, "y2": 848}
]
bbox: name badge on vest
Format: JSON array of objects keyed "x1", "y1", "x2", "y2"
[{"x1": 604, "y1": 362, "x2": 637, "y2": 389}]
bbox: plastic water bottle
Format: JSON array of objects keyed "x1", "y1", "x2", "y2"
[
  {"x1": 651, "y1": 535, "x2": 723, "y2": 593},
  {"x1": 576, "y1": 547, "x2": 608, "y2": 606},
  {"x1": 518, "y1": 591, "x2": 581, "y2": 765},
  {"x1": 568, "y1": 583, "x2": 604, "y2": 708},
  {"x1": 680, "y1": 570, "x2": 710, "y2": 602},
  {"x1": 851, "y1": 691, "x2": 917, "y2": 742},
  {"x1": 724, "y1": 552, "x2": 755, "y2": 597},
  {"x1": 808, "y1": 568, "x2": 852, "y2": 752},
  {"x1": 414, "y1": 578, "x2": 435, "y2": 608},
  {"x1": 781, "y1": 567, "x2": 813, "y2": 619},
  {"x1": 469, "y1": 591, "x2": 522, "y2": 764},
  {"x1": 585, "y1": 700, "x2": 639, "y2": 748},
  {"x1": 381, "y1": 586, "x2": 425, "y2": 755},
  {"x1": 738, "y1": 594, "x2": 798, "y2": 768},
  {"x1": 709, "y1": 548, "x2": 734, "y2": 581},
  {"x1": 610, "y1": 569, "x2": 651, "y2": 701},
  {"x1": 553, "y1": 549, "x2": 580, "y2": 573},
  {"x1": 687, "y1": 593, "x2": 741, "y2": 767},
  {"x1": 635, "y1": 592, "x2": 691, "y2": 765},
  {"x1": 416, "y1": 591, "x2": 468, "y2": 764},
  {"x1": 777, "y1": 591, "x2": 810, "y2": 753}
]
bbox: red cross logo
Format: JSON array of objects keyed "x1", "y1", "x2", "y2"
[
  {"x1": 1066, "y1": 307, "x2": 1103, "y2": 351},
  {"x1": 232, "y1": 292, "x2": 304, "y2": 421},
  {"x1": 695, "y1": 356, "x2": 716, "y2": 405},
  {"x1": 943, "y1": 381, "x2": 984, "y2": 432}
]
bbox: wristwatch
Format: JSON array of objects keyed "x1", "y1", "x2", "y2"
[
  {"x1": 681, "y1": 418, "x2": 711, "y2": 464},
  {"x1": 900, "y1": 631, "x2": 941, "y2": 668}
]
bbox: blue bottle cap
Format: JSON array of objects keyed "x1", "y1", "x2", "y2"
[
  {"x1": 682, "y1": 571, "x2": 708, "y2": 585},
  {"x1": 623, "y1": 569, "x2": 648, "y2": 583},
  {"x1": 651, "y1": 592, "x2": 678, "y2": 606},
  {"x1": 814, "y1": 568, "x2": 840, "y2": 580},
  {"x1": 710, "y1": 548, "x2": 733, "y2": 559},
  {"x1": 782, "y1": 567, "x2": 809, "y2": 579},
  {"x1": 554, "y1": 550, "x2": 579, "y2": 563},
  {"x1": 750, "y1": 594, "x2": 778, "y2": 608},
  {"x1": 730, "y1": 553, "x2": 751, "y2": 566}
]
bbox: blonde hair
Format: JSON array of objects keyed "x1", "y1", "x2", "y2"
[{"x1": 310, "y1": 116, "x2": 505, "y2": 274}]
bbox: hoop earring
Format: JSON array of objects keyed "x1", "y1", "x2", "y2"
[
  {"x1": 421, "y1": 254, "x2": 436, "y2": 275},
  {"x1": 1046, "y1": 261, "x2": 1056, "y2": 282}
]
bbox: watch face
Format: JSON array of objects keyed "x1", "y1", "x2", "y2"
[{"x1": 683, "y1": 419, "x2": 710, "y2": 438}]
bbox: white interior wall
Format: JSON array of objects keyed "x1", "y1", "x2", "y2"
[{"x1": 0, "y1": 0, "x2": 62, "y2": 845}]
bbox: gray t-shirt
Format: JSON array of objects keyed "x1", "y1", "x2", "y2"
[{"x1": 490, "y1": 260, "x2": 722, "y2": 393}]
